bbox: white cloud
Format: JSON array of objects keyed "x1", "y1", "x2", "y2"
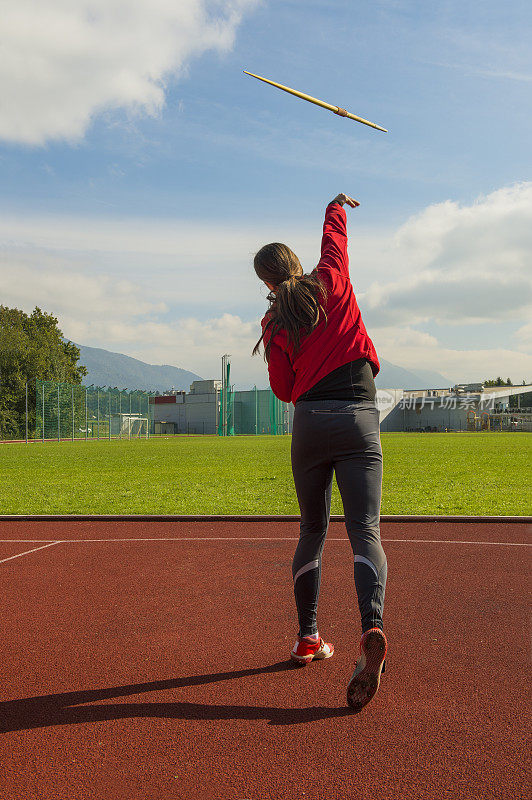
[
  {"x1": 464, "y1": 67, "x2": 532, "y2": 83},
  {"x1": 361, "y1": 182, "x2": 532, "y2": 326},
  {"x1": 1, "y1": 183, "x2": 531, "y2": 386},
  {"x1": 0, "y1": 212, "x2": 277, "y2": 260},
  {"x1": 1, "y1": 260, "x2": 167, "y2": 320},
  {"x1": 370, "y1": 326, "x2": 532, "y2": 384},
  {"x1": 429, "y1": 61, "x2": 532, "y2": 84},
  {"x1": 0, "y1": 212, "x2": 301, "y2": 313},
  {"x1": 0, "y1": 0, "x2": 257, "y2": 145},
  {"x1": 60, "y1": 311, "x2": 269, "y2": 388},
  {"x1": 0, "y1": 239, "x2": 271, "y2": 386},
  {"x1": 426, "y1": 23, "x2": 532, "y2": 85},
  {"x1": 358, "y1": 182, "x2": 532, "y2": 381},
  {"x1": 514, "y1": 320, "x2": 532, "y2": 353}
]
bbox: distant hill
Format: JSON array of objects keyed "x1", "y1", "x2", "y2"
[
  {"x1": 75, "y1": 343, "x2": 203, "y2": 393},
  {"x1": 375, "y1": 360, "x2": 452, "y2": 390},
  {"x1": 74, "y1": 343, "x2": 452, "y2": 393}
]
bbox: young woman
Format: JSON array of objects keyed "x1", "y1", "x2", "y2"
[{"x1": 252, "y1": 193, "x2": 387, "y2": 712}]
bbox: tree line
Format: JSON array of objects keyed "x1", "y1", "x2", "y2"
[
  {"x1": 0, "y1": 305, "x2": 87, "y2": 440},
  {"x1": 483, "y1": 377, "x2": 514, "y2": 386}
]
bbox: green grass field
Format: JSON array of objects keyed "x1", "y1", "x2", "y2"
[{"x1": 1, "y1": 432, "x2": 530, "y2": 516}]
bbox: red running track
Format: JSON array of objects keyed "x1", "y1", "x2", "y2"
[{"x1": 0, "y1": 519, "x2": 530, "y2": 800}]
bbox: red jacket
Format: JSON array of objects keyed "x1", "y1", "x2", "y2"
[{"x1": 260, "y1": 202, "x2": 380, "y2": 404}]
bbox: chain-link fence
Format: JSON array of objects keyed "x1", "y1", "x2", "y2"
[
  {"x1": 34, "y1": 380, "x2": 153, "y2": 442},
  {"x1": 230, "y1": 387, "x2": 288, "y2": 434},
  {"x1": 215, "y1": 356, "x2": 288, "y2": 435},
  {"x1": 6, "y1": 379, "x2": 288, "y2": 442},
  {"x1": 216, "y1": 385, "x2": 288, "y2": 436}
]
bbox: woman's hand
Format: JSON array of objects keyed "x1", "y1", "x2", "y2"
[{"x1": 330, "y1": 193, "x2": 360, "y2": 208}]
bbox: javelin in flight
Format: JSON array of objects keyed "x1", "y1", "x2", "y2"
[{"x1": 243, "y1": 71, "x2": 388, "y2": 133}]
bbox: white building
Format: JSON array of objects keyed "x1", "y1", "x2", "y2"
[{"x1": 151, "y1": 380, "x2": 532, "y2": 434}]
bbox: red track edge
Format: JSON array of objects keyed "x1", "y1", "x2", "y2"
[{"x1": 0, "y1": 514, "x2": 530, "y2": 522}]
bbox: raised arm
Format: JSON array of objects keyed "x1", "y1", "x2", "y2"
[{"x1": 319, "y1": 193, "x2": 360, "y2": 276}]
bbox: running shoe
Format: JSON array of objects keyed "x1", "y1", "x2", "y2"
[
  {"x1": 346, "y1": 627, "x2": 387, "y2": 712},
  {"x1": 290, "y1": 634, "x2": 334, "y2": 665}
]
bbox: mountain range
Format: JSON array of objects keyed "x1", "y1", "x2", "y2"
[{"x1": 74, "y1": 343, "x2": 453, "y2": 392}]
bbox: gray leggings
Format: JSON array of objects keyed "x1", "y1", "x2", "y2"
[{"x1": 290, "y1": 398, "x2": 387, "y2": 637}]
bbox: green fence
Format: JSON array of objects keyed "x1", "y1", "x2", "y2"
[
  {"x1": 31, "y1": 380, "x2": 286, "y2": 441},
  {"x1": 229, "y1": 387, "x2": 288, "y2": 435},
  {"x1": 217, "y1": 385, "x2": 288, "y2": 436},
  {"x1": 216, "y1": 356, "x2": 288, "y2": 436},
  {"x1": 34, "y1": 380, "x2": 153, "y2": 442}
]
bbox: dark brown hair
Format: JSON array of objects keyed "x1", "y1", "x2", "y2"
[{"x1": 251, "y1": 242, "x2": 329, "y2": 363}]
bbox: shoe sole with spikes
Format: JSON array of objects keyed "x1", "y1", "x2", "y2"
[{"x1": 347, "y1": 628, "x2": 387, "y2": 712}]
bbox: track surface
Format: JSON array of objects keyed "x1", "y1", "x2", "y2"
[{"x1": 1, "y1": 519, "x2": 530, "y2": 800}]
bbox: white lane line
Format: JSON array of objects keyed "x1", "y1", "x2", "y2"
[
  {"x1": 0, "y1": 537, "x2": 528, "y2": 546},
  {"x1": 383, "y1": 537, "x2": 530, "y2": 546},
  {"x1": 0, "y1": 540, "x2": 62, "y2": 564}
]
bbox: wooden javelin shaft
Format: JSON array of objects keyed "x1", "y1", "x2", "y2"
[{"x1": 243, "y1": 71, "x2": 387, "y2": 133}]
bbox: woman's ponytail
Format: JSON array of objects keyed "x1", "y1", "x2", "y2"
[{"x1": 252, "y1": 243, "x2": 329, "y2": 363}]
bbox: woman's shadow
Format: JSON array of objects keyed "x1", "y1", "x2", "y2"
[{"x1": 1, "y1": 660, "x2": 353, "y2": 733}]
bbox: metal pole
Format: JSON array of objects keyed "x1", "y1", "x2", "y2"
[
  {"x1": 221, "y1": 355, "x2": 225, "y2": 436},
  {"x1": 25, "y1": 382, "x2": 28, "y2": 444},
  {"x1": 129, "y1": 393, "x2": 131, "y2": 440},
  {"x1": 108, "y1": 391, "x2": 111, "y2": 441},
  {"x1": 255, "y1": 385, "x2": 258, "y2": 435},
  {"x1": 97, "y1": 390, "x2": 100, "y2": 440},
  {"x1": 85, "y1": 388, "x2": 88, "y2": 441},
  {"x1": 42, "y1": 382, "x2": 45, "y2": 443},
  {"x1": 72, "y1": 386, "x2": 74, "y2": 441},
  {"x1": 226, "y1": 359, "x2": 231, "y2": 435},
  {"x1": 224, "y1": 355, "x2": 228, "y2": 436},
  {"x1": 57, "y1": 384, "x2": 60, "y2": 442},
  {"x1": 225, "y1": 362, "x2": 228, "y2": 436}
]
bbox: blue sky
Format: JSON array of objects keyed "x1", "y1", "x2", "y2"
[{"x1": 1, "y1": 0, "x2": 531, "y2": 387}]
